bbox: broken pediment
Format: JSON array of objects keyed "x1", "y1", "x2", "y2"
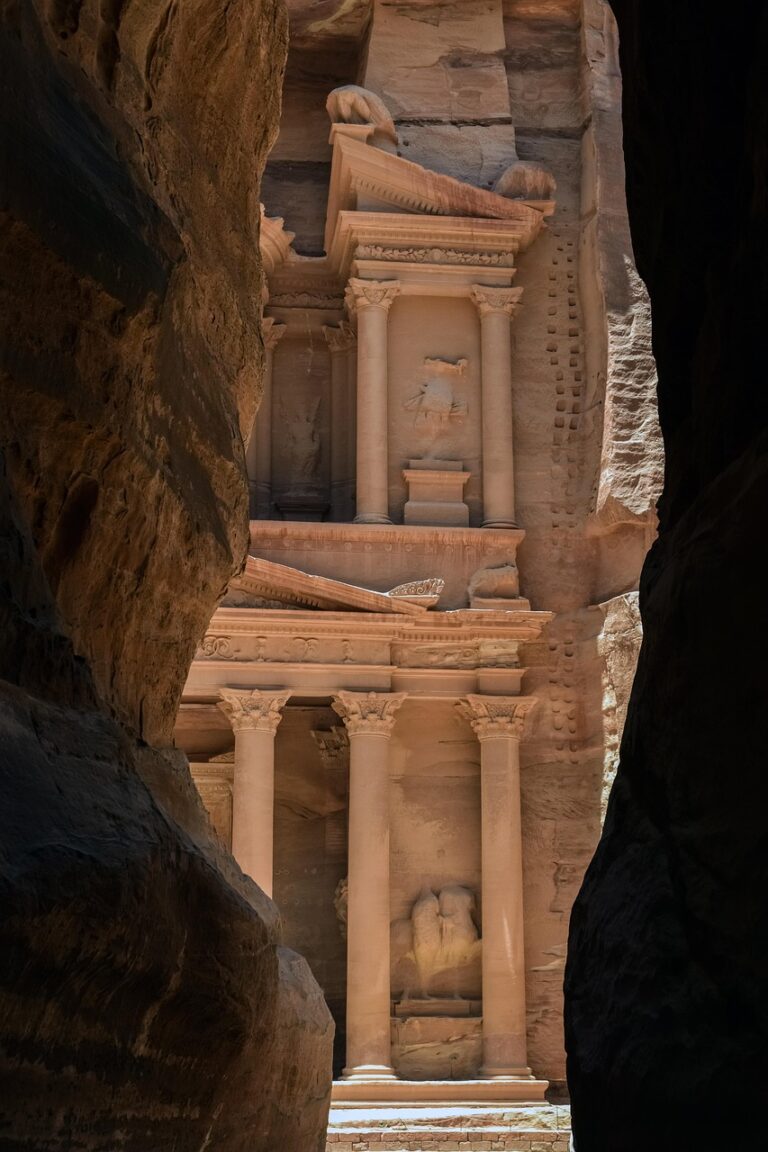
[{"x1": 227, "y1": 555, "x2": 441, "y2": 614}]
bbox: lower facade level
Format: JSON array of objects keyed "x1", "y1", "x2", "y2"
[{"x1": 326, "y1": 1103, "x2": 572, "y2": 1151}]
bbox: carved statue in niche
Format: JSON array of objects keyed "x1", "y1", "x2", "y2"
[
  {"x1": 391, "y1": 885, "x2": 482, "y2": 1000},
  {"x1": 326, "y1": 84, "x2": 398, "y2": 144},
  {"x1": 334, "y1": 876, "x2": 348, "y2": 940},
  {"x1": 404, "y1": 358, "x2": 468, "y2": 457},
  {"x1": 280, "y1": 395, "x2": 322, "y2": 488}
]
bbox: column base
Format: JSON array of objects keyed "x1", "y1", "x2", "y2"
[
  {"x1": 331, "y1": 1076, "x2": 548, "y2": 1105},
  {"x1": 342, "y1": 1064, "x2": 397, "y2": 1082},
  {"x1": 353, "y1": 513, "x2": 392, "y2": 525},
  {"x1": 481, "y1": 518, "x2": 519, "y2": 529},
  {"x1": 481, "y1": 1066, "x2": 537, "y2": 1080}
]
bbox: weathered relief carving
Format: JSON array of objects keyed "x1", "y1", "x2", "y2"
[
  {"x1": 354, "y1": 245, "x2": 516, "y2": 267},
  {"x1": 392, "y1": 643, "x2": 478, "y2": 669},
  {"x1": 281, "y1": 395, "x2": 322, "y2": 485},
  {"x1": 196, "y1": 634, "x2": 234, "y2": 659},
  {"x1": 493, "y1": 160, "x2": 556, "y2": 201},
  {"x1": 468, "y1": 562, "x2": 521, "y2": 605},
  {"x1": 405, "y1": 359, "x2": 469, "y2": 430},
  {"x1": 326, "y1": 84, "x2": 398, "y2": 143},
  {"x1": 388, "y1": 578, "x2": 445, "y2": 606},
  {"x1": 334, "y1": 876, "x2": 348, "y2": 940},
  {"x1": 391, "y1": 886, "x2": 482, "y2": 999}
]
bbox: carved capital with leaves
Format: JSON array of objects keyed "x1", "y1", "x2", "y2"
[
  {"x1": 218, "y1": 688, "x2": 291, "y2": 734},
  {"x1": 345, "y1": 277, "x2": 401, "y2": 315},
  {"x1": 457, "y1": 694, "x2": 537, "y2": 740},
  {"x1": 470, "y1": 285, "x2": 523, "y2": 319},
  {"x1": 333, "y1": 690, "x2": 406, "y2": 737}
]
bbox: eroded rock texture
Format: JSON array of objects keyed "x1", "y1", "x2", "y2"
[
  {"x1": 0, "y1": 1, "x2": 333, "y2": 1148},
  {"x1": 566, "y1": 3, "x2": 768, "y2": 1148}
]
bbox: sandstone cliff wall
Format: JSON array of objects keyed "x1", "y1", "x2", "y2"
[{"x1": 0, "y1": 1, "x2": 333, "y2": 1147}]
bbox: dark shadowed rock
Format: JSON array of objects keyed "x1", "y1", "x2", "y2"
[{"x1": 566, "y1": 4, "x2": 768, "y2": 1149}]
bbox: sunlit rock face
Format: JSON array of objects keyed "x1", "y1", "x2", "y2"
[
  {"x1": 0, "y1": 1, "x2": 333, "y2": 1148},
  {"x1": 566, "y1": 3, "x2": 768, "y2": 1149}
]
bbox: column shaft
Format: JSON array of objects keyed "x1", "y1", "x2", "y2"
[
  {"x1": 334, "y1": 691, "x2": 406, "y2": 1079},
  {"x1": 323, "y1": 323, "x2": 356, "y2": 521},
  {"x1": 346, "y1": 280, "x2": 400, "y2": 524},
  {"x1": 231, "y1": 726, "x2": 277, "y2": 896},
  {"x1": 218, "y1": 688, "x2": 290, "y2": 899},
  {"x1": 458, "y1": 694, "x2": 537, "y2": 1079},
  {"x1": 471, "y1": 287, "x2": 522, "y2": 529},
  {"x1": 479, "y1": 730, "x2": 527, "y2": 1073}
]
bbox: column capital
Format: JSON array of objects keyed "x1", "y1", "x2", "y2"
[
  {"x1": 345, "y1": 278, "x2": 401, "y2": 315},
  {"x1": 218, "y1": 688, "x2": 291, "y2": 734},
  {"x1": 322, "y1": 321, "x2": 357, "y2": 354},
  {"x1": 262, "y1": 316, "x2": 287, "y2": 352},
  {"x1": 457, "y1": 694, "x2": 537, "y2": 740},
  {"x1": 470, "y1": 285, "x2": 523, "y2": 319},
  {"x1": 312, "y1": 725, "x2": 349, "y2": 767},
  {"x1": 333, "y1": 691, "x2": 406, "y2": 737}
]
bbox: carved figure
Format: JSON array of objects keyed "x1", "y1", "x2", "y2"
[
  {"x1": 282, "y1": 395, "x2": 322, "y2": 483},
  {"x1": 404, "y1": 358, "x2": 468, "y2": 431},
  {"x1": 326, "y1": 84, "x2": 398, "y2": 143},
  {"x1": 334, "y1": 876, "x2": 348, "y2": 940},
  {"x1": 391, "y1": 884, "x2": 482, "y2": 999},
  {"x1": 493, "y1": 160, "x2": 556, "y2": 201},
  {"x1": 468, "y1": 562, "x2": 520, "y2": 603}
]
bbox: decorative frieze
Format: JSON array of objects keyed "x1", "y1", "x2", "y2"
[{"x1": 354, "y1": 244, "x2": 517, "y2": 267}]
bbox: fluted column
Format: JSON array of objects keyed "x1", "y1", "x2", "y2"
[
  {"x1": 322, "y1": 321, "x2": 357, "y2": 521},
  {"x1": 218, "y1": 688, "x2": 291, "y2": 897},
  {"x1": 470, "y1": 286, "x2": 523, "y2": 529},
  {"x1": 457, "y1": 694, "x2": 537, "y2": 1078},
  {"x1": 345, "y1": 279, "x2": 400, "y2": 524},
  {"x1": 246, "y1": 317, "x2": 286, "y2": 519},
  {"x1": 332, "y1": 690, "x2": 406, "y2": 1079}
]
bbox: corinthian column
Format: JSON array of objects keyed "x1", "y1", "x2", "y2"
[
  {"x1": 217, "y1": 688, "x2": 290, "y2": 897},
  {"x1": 246, "y1": 317, "x2": 286, "y2": 519},
  {"x1": 470, "y1": 286, "x2": 523, "y2": 529},
  {"x1": 322, "y1": 321, "x2": 357, "y2": 521},
  {"x1": 457, "y1": 693, "x2": 537, "y2": 1079},
  {"x1": 345, "y1": 279, "x2": 400, "y2": 524},
  {"x1": 332, "y1": 690, "x2": 406, "y2": 1079}
]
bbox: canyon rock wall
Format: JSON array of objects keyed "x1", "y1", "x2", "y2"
[
  {"x1": 565, "y1": 3, "x2": 768, "y2": 1149},
  {"x1": 0, "y1": 1, "x2": 333, "y2": 1148}
]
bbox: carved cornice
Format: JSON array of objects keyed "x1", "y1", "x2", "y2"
[
  {"x1": 269, "y1": 292, "x2": 344, "y2": 310},
  {"x1": 322, "y1": 321, "x2": 357, "y2": 354},
  {"x1": 333, "y1": 690, "x2": 406, "y2": 737},
  {"x1": 312, "y1": 726, "x2": 349, "y2": 766},
  {"x1": 217, "y1": 688, "x2": 291, "y2": 734},
  {"x1": 262, "y1": 317, "x2": 287, "y2": 352},
  {"x1": 346, "y1": 277, "x2": 401, "y2": 313},
  {"x1": 470, "y1": 285, "x2": 524, "y2": 319},
  {"x1": 457, "y1": 694, "x2": 537, "y2": 740}
]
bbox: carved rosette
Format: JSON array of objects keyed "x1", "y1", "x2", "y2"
[
  {"x1": 312, "y1": 726, "x2": 349, "y2": 767},
  {"x1": 322, "y1": 321, "x2": 356, "y2": 355},
  {"x1": 261, "y1": 316, "x2": 287, "y2": 353},
  {"x1": 217, "y1": 688, "x2": 291, "y2": 734},
  {"x1": 457, "y1": 694, "x2": 537, "y2": 740},
  {"x1": 346, "y1": 278, "x2": 401, "y2": 315},
  {"x1": 333, "y1": 690, "x2": 407, "y2": 737},
  {"x1": 470, "y1": 285, "x2": 524, "y2": 319}
]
